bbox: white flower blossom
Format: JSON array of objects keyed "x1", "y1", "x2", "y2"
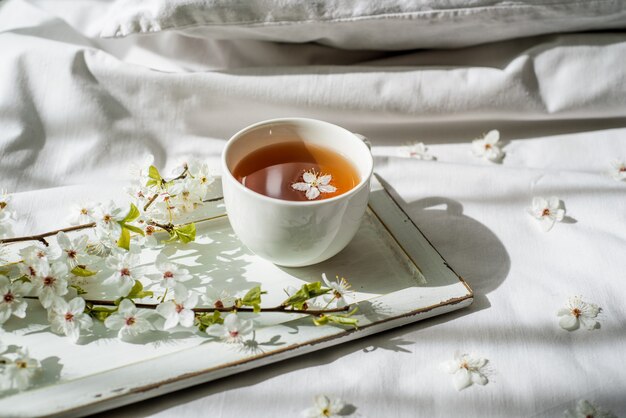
[
  {"x1": 104, "y1": 299, "x2": 152, "y2": 340},
  {"x1": 66, "y1": 202, "x2": 97, "y2": 226},
  {"x1": 150, "y1": 255, "x2": 193, "y2": 299},
  {"x1": 400, "y1": 142, "x2": 435, "y2": 160},
  {"x1": 207, "y1": 313, "x2": 253, "y2": 344},
  {"x1": 168, "y1": 178, "x2": 203, "y2": 213},
  {"x1": 472, "y1": 130, "x2": 504, "y2": 162},
  {"x1": 19, "y1": 244, "x2": 54, "y2": 279},
  {"x1": 31, "y1": 262, "x2": 69, "y2": 309},
  {"x1": 608, "y1": 160, "x2": 626, "y2": 182},
  {"x1": 292, "y1": 170, "x2": 337, "y2": 200},
  {"x1": 322, "y1": 273, "x2": 353, "y2": 308},
  {"x1": 0, "y1": 275, "x2": 30, "y2": 325},
  {"x1": 557, "y1": 296, "x2": 600, "y2": 331},
  {"x1": 103, "y1": 251, "x2": 145, "y2": 296},
  {"x1": 48, "y1": 297, "x2": 93, "y2": 343},
  {"x1": 94, "y1": 201, "x2": 126, "y2": 239},
  {"x1": 203, "y1": 287, "x2": 235, "y2": 309},
  {"x1": 156, "y1": 291, "x2": 198, "y2": 330},
  {"x1": 441, "y1": 352, "x2": 490, "y2": 391},
  {"x1": 527, "y1": 196, "x2": 565, "y2": 232},
  {"x1": 55, "y1": 231, "x2": 89, "y2": 268},
  {"x1": 301, "y1": 394, "x2": 346, "y2": 418},
  {"x1": 0, "y1": 347, "x2": 41, "y2": 391},
  {"x1": 187, "y1": 160, "x2": 215, "y2": 200},
  {"x1": 136, "y1": 223, "x2": 159, "y2": 248},
  {"x1": 564, "y1": 400, "x2": 616, "y2": 418}
]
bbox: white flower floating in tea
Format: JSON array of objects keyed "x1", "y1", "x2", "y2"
[
  {"x1": 608, "y1": 159, "x2": 626, "y2": 182},
  {"x1": 527, "y1": 196, "x2": 565, "y2": 232},
  {"x1": 291, "y1": 170, "x2": 337, "y2": 200},
  {"x1": 301, "y1": 394, "x2": 348, "y2": 418},
  {"x1": 440, "y1": 351, "x2": 490, "y2": 391},
  {"x1": 472, "y1": 129, "x2": 504, "y2": 162},
  {"x1": 557, "y1": 296, "x2": 600, "y2": 331},
  {"x1": 564, "y1": 399, "x2": 617, "y2": 418}
]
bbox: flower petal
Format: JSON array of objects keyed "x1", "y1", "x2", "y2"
[
  {"x1": 318, "y1": 174, "x2": 332, "y2": 185},
  {"x1": 559, "y1": 314, "x2": 578, "y2": 331},
  {"x1": 291, "y1": 182, "x2": 310, "y2": 191},
  {"x1": 453, "y1": 369, "x2": 472, "y2": 390},
  {"x1": 302, "y1": 171, "x2": 316, "y2": 184},
  {"x1": 305, "y1": 187, "x2": 320, "y2": 200},
  {"x1": 317, "y1": 184, "x2": 337, "y2": 194}
]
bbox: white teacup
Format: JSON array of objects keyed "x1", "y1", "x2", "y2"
[{"x1": 221, "y1": 118, "x2": 373, "y2": 267}]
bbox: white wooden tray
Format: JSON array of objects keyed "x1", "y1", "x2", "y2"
[{"x1": 0, "y1": 175, "x2": 473, "y2": 417}]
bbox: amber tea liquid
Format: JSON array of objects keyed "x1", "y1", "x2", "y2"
[{"x1": 232, "y1": 141, "x2": 360, "y2": 201}]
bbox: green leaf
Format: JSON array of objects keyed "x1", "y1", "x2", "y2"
[
  {"x1": 196, "y1": 311, "x2": 223, "y2": 332},
  {"x1": 313, "y1": 308, "x2": 359, "y2": 328},
  {"x1": 123, "y1": 223, "x2": 145, "y2": 236},
  {"x1": 127, "y1": 280, "x2": 154, "y2": 299},
  {"x1": 164, "y1": 223, "x2": 196, "y2": 244},
  {"x1": 240, "y1": 286, "x2": 266, "y2": 312},
  {"x1": 70, "y1": 284, "x2": 88, "y2": 295},
  {"x1": 176, "y1": 223, "x2": 196, "y2": 243},
  {"x1": 71, "y1": 265, "x2": 97, "y2": 277},
  {"x1": 281, "y1": 282, "x2": 330, "y2": 309},
  {"x1": 146, "y1": 165, "x2": 163, "y2": 188},
  {"x1": 122, "y1": 203, "x2": 141, "y2": 223},
  {"x1": 117, "y1": 227, "x2": 131, "y2": 250},
  {"x1": 89, "y1": 306, "x2": 117, "y2": 322}
]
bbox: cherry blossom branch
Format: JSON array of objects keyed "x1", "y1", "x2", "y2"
[
  {"x1": 22, "y1": 296, "x2": 350, "y2": 315},
  {"x1": 143, "y1": 167, "x2": 189, "y2": 212},
  {"x1": 0, "y1": 196, "x2": 224, "y2": 245}
]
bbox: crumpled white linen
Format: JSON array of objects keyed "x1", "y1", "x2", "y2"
[{"x1": 1, "y1": 0, "x2": 625, "y2": 417}]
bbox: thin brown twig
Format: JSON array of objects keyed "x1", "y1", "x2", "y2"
[
  {"x1": 22, "y1": 296, "x2": 350, "y2": 316},
  {"x1": 0, "y1": 197, "x2": 224, "y2": 245}
]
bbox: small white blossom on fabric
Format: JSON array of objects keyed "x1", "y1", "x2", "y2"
[
  {"x1": 292, "y1": 170, "x2": 337, "y2": 200},
  {"x1": 156, "y1": 291, "x2": 198, "y2": 330},
  {"x1": 207, "y1": 313, "x2": 253, "y2": 344},
  {"x1": 48, "y1": 297, "x2": 93, "y2": 343},
  {"x1": 608, "y1": 160, "x2": 626, "y2": 182},
  {"x1": 66, "y1": 201, "x2": 97, "y2": 226},
  {"x1": 472, "y1": 130, "x2": 504, "y2": 162},
  {"x1": 151, "y1": 255, "x2": 193, "y2": 299},
  {"x1": 527, "y1": 196, "x2": 565, "y2": 232},
  {"x1": 0, "y1": 347, "x2": 41, "y2": 391},
  {"x1": 0, "y1": 275, "x2": 30, "y2": 325},
  {"x1": 55, "y1": 231, "x2": 89, "y2": 268},
  {"x1": 400, "y1": 142, "x2": 435, "y2": 160},
  {"x1": 301, "y1": 394, "x2": 346, "y2": 418},
  {"x1": 104, "y1": 298, "x2": 152, "y2": 340},
  {"x1": 557, "y1": 296, "x2": 600, "y2": 331},
  {"x1": 94, "y1": 201, "x2": 126, "y2": 239},
  {"x1": 441, "y1": 352, "x2": 490, "y2": 391},
  {"x1": 103, "y1": 251, "x2": 145, "y2": 296},
  {"x1": 564, "y1": 399, "x2": 617, "y2": 418},
  {"x1": 203, "y1": 287, "x2": 235, "y2": 309},
  {"x1": 31, "y1": 262, "x2": 69, "y2": 309},
  {"x1": 322, "y1": 273, "x2": 353, "y2": 308}
]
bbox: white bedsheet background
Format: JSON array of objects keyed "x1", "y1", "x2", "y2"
[{"x1": 1, "y1": 0, "x2": 626, "y2": 416}]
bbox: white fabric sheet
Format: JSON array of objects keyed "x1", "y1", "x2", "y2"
[{"x1": 1, "y1": 0, "x2": 625, "y2": 416}]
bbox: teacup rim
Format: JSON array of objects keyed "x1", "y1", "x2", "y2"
[{"x1": 221, "y1": 117, "x2": 374, "y2": 206}]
